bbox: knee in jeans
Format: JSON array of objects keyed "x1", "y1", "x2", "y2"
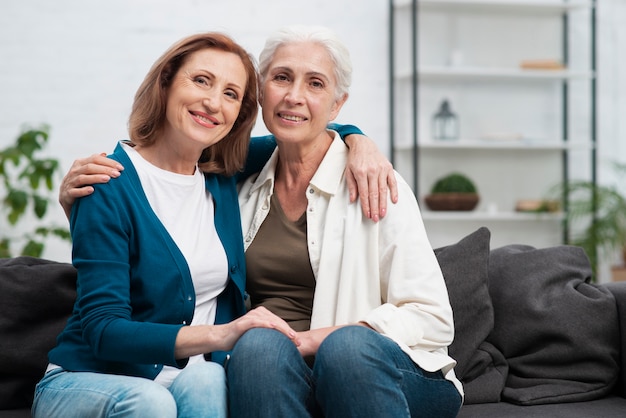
[
  {"x1": 119, "y1": 384, "x2": 177, "y2": 417},
  {"x1": 318, "y1": 325, "x2": 372, "y2": 361},
  {"x1": 229, "y1": 328, "x2": 300, "y2": 380},
  {"x1": 233, "y1": 328, "x2": 292, "y2": 357},
  {"x1": 177, "y1": 362, "x2": 225, "y2": 388}
]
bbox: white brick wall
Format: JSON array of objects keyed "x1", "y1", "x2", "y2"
[
  {"x1": 0, "y1": 0, "x2": 623, "y2": 269},
  {"x1": 0, "y1": 0, "x2": 390, "y2": 261}
]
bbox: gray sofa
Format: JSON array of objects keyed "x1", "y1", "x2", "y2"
[{"x1": 1, "y1": 227, "x2": 625, "y2": 417}]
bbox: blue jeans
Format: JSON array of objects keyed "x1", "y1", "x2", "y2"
[
  {"x1": 32, "y1": 361, "x2": 227, "y2": 418},
  {"x1": 227, "y1": 326, "x2": 462, "y2": 418}
]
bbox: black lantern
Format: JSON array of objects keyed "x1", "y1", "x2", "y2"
[{"x1": 432, "y1": 99, "x2": 459, "y2": 140}]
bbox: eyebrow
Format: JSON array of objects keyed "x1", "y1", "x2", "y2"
[{"x1": 271, "y1": 66, "x2": 331, "y2": 82}]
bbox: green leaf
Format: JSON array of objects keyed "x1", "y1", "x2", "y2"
[
  {"x1": 21, "y1": 240, "x2": 44, "y2": 258},
  {"x1": 5, "y1": 189, "x2": 28, "y2": 225},
  {"x1": 33, "y1": 195, "x2": 48, "y2": 218},
  {"x1": 16, "y1": 128, "x2": 49, "y2": 159},
  {"x1": 0, "y1": 239, "x2": 11, "y2": 258}
]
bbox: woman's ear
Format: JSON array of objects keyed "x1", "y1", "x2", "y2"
[{"x1": 329, "y1": 93, "x2": 348, "y2": 121}]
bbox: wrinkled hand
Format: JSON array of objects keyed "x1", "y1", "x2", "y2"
[
  {"x1": 296, "y1": 326, "x2": 341, "y2": 358},
  {"x1": 175, "y1": 307, "x2": 300, "y2": 359},
  {"x1": 216, "y1": 306, "x2": 300, "y2": 352},
  {"x1": 344, "y1": 135, "x2": 398, "y2": 222},
  {"x1": 59, "y1": 153, "x2": 124, "y2": 218}
]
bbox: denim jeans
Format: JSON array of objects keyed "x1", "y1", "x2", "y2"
[
  {"x1": 32, "y1": 361, "x2": 227, "y2": 418},
  {"x1": 227, "y1": 326, "x2": 462, "y2": 418}
]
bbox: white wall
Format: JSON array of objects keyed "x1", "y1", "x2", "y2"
[
  {"x1": 0, "y1": 0, "x2": 390, "y2": 262},
  {"x1": 0, "y1": 0, "x2": 624, "y2": 280}
]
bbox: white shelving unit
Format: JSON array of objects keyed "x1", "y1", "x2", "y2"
[{"x1": 389, "y1": 0, "x2": 596, "y2": 249}]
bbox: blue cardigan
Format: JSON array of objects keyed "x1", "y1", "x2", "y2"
[{"x1": 48, "y1": 124, "x2": 363, "y2": 379}]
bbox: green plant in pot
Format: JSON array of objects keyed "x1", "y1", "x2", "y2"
[
  {"x1": 424, "y1": 172, "x2": 480, "y2": 211},
  {"x1": 552, "y1": 161, "x2": 626, "y2": 277},
  {"x1": 0, "y1": 125, "x2": 70, "y2": 258}
]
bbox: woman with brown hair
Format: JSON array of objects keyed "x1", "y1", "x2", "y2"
[{"x1": 32, "y1": 32, "x2": 298, "y2": 418}]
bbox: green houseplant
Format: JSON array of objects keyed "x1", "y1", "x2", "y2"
[
  {"x1": 555, "y1": 162, "x2": 626, "y2": 277},
  {"x1": 424, "y1": 172, "x2": 480, "y2": 211},
  {"x1": 0, "y1": 125, "x2": 70, "y2": 258}
]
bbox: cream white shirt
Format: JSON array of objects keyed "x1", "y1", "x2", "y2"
[{"x1": 238, "y1": 132, "x2": 463, "y2": 397}]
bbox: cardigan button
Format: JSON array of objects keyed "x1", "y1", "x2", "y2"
[{"x1": 231, "y1": 265, "x2": 238, "y2": 273}]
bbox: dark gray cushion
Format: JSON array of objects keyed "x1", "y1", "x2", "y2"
[
  {"x1": 487, "y1": 244, "x2": 620, "y2": 405},
  {"x1": 434, "y1": 227, "x2": 507, "y2": 403},
  {"x1": 0, "y1": 257, "x2": 76, "y2": 409},
  {"x1": 458, "y1": 395, "x2": 626, "y2": 418}
]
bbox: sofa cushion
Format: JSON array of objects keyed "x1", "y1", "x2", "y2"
[
  {"x1": 487, "y1": 244, "x2": 620, "y2": 405},
  {"x1": 434, "y1": 227, "x2": 507, "y2": 403},
  {"x1": 0, "y1": 257, "x2": 76, "y2": 409}
]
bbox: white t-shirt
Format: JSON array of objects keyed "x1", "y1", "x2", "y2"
[{"x1": 123, "y1": 143, "x2": 228, "y2": 387}]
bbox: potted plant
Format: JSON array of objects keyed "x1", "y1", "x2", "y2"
[
  {"x1": 424, "y1": 172, "x2": 480, "y2": 211},
  {"x1": 554, "y1": 161, "x2": 626, "y2": 277},
  {"x1": 0, "y1": 125, "x2": 70, "y2": 258}
]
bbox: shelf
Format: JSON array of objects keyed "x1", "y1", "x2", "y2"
[
  {"x1": 394, "y1": 139, "x2": 593, "y2": 151},
  {"x1": 396, "y1": 66, "x2": 594, "y2": 82},
  {"x1": 394, "y1": 0, "x2": 593, "y2": 14},
  {"x1": 389, "y1": 0, "x2": 596, "y2": 248},
  {"x1": 421, "y1": 210, "x2": 564, "y2": 222}
]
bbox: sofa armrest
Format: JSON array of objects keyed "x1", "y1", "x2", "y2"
[{"x1": 604, "y1": 281, "x2": 626, "y2": 398}]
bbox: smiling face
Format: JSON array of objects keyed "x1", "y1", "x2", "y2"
[
  {"x1": 260, "y1": 41, "x2": 347, "y2": 147},
  {"x1": 163, "y1": 48, "x2": 247, "y2": 152}
]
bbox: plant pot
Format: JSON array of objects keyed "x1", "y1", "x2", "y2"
[{"x1": 424, "y1": 193, "x2": 479, "y2": 211}]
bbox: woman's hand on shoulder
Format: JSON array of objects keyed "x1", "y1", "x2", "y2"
[
  {"x1": 344, "y1": 135, "x2": 398, "y2": 222},
  {"x1": 59, "y1": 153, "x2": 124, "y2": 218}
]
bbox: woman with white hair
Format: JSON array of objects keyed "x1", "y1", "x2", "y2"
[{"x1": 229, "y1": 25, "x2": 463, "y2": 418}]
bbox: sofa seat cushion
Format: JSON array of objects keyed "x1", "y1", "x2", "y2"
[
  {"x1": 0, "y1": 257, "x2": 76, "y2": 410},
  {"x1": 457, "y1": 396, "x2": 626, "y2": 418},
  {"x1": 487, "y1": 244, "x2": 620, "y2": 405}
]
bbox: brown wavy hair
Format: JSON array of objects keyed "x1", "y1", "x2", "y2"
[{"x1": 128, "y1": 32, "x2": 258, "y2": 175}]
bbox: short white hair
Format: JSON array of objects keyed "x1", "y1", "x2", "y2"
[{"x1": 258, "y1": 25, "x2": 352, "y2": 100}]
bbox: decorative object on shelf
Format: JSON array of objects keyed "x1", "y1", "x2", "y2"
[
  {"x1": 515, "y1": 199, "x2": 560, "y2": 213},
  {"x1": 550, "y1": 161, "x2": 626, "y2": 279},
  {"x1": 424, "y1": 172, "x2": 479, "y2": 211},
  {"x1": 432, "y1": 99, "x2": 459, "y2": 140},
  {"x1": 519, "y1": 59, "x2": 564, "y2": 70}
]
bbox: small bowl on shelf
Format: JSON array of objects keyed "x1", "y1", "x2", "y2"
[{"x1": 424, "y1": 193, "x2": 480, "y2": 211}]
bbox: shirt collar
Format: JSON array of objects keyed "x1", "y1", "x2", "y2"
[{"x1": 246, "y1": 130, "x2": 348, "y2": 197}]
